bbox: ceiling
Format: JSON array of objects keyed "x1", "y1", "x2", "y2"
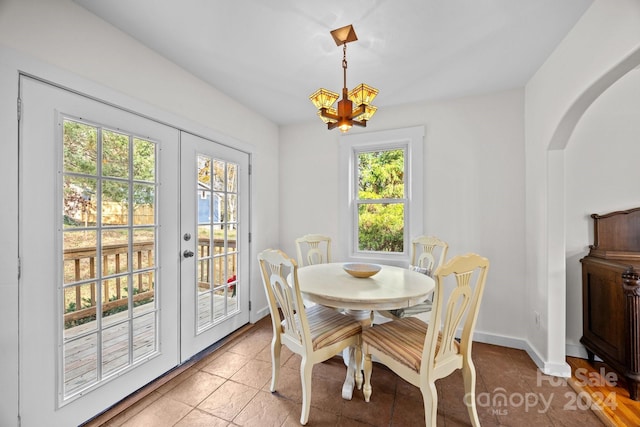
[{"x1": 74, "y1": 0, "x2": 593, "y2": 126}]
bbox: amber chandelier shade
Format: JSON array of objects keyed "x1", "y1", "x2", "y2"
[{"x1": 309, "y1": 24, "x2": 379, "y2": 133}]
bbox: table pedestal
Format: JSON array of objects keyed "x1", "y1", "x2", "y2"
[{"x1": 341, "y1": 310, "x2": 372, "y2": 399}]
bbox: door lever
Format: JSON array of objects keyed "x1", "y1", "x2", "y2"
[{"x1": 183, "y1": 249, "x2": 195, "y2": 258}]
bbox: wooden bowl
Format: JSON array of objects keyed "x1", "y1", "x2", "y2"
[{"x1": 343, "y1": 263, "x2": 382, "y2": 278}]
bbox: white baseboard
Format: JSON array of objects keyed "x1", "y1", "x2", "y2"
[
  {"x1": 471, "y1": 330, "x2": 529, "y2": 351},
  {"x1": 471, "y1": 331, "x2": 571, "y2": 378},
  {"x1": 251, "y1": 306, "x2": 270, "y2": 324},
  {"x1": 526, "y1": 348, "x2": 571, "y2": 378},
  {"x1": 565, "y1": 342, "x2": 602, "y2": 361}
]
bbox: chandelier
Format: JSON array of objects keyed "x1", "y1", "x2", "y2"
[{"x1": 309, "y1": 24, "x2": 379, "y2": 133}]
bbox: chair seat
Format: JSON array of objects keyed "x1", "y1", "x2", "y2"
[
  {"x1": 363, "y1": 317, "x2": 456, "y2": 371},
  {"x1": 284, "y1": 304, "x2": 362, "y2": 350}
]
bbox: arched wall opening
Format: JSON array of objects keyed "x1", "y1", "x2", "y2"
[
  {"x1": 524, "y1": 0, "x2": 640, "y2": 376},
  {"x1": 546, "y1": 47, "x2": 640, "y2": 371}
]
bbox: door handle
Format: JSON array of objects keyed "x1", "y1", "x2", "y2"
[{"x1": 183, "y1": 249, "x2": 195, "y2": 258}]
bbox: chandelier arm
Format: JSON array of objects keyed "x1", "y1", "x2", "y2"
[
  {"x1": 351, "y1": 104, "x2": 366, "y2": 119},
  {"x1": 320, "y1": 108, "x2": 340, "y2": 120},
  {"x1": 326, "y1": 119, "x2": 367, "y2": 130}
]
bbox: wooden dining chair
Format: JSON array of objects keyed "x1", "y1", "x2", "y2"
[
  {"x1": 378, "y1": 235, "x2": 449, "y2": 320},
  {"x1": 362, "y1": 253, "x2": 490, "y2": 427},
  {"x1": 257, "y1": 248, "x2": 362, "y2": 425},
  {"x1": 295, "y1": 234, "x2": 333, "y2": 308},
  {"x1": 295, "y1": 233, "x2": 332, "y2": 266}
]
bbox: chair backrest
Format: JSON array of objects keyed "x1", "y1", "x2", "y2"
[
  {"x1": 295, "y1": 234, "x2": 332, "y2": 266},
  {"x1": 258, "y1": 248, "x2": 311, "y2": 350},
  {"x1": 410, "y1": 236, "x2": 449, "y2": 276},
  {"x1": 422, "y1": 253, "x2": 489, "y2": 374}
]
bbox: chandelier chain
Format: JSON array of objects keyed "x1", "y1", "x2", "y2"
[{"x1": 342, "y1": 44, "x2": 348, "y2": 91}]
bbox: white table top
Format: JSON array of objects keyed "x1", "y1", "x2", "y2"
[{"x1": 296, "y1": 262, "x2": 435, "y2": 311}]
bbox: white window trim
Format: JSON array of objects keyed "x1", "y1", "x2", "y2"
[{"x1": 338, "y1": 126, "x2": 424, "y2": 267}]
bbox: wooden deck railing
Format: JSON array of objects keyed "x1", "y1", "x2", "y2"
[
  {"x1": 63, "y1": 238, "x2": 236, "y2": 326},
  {"x1": 196, "y1": 238, "x2": 237, "y2": 291}
]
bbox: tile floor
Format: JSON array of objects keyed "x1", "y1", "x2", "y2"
[{"x1": 86, "y1": 316, "x2": 605, "y2": 426}]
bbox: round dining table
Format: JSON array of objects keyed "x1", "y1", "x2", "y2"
[
  {"x1": 296, "y1": 262, "x2": 435, "y2": 399},
  {"x1": 297, "y1": 262, "x2": 435, "y2": 316}
]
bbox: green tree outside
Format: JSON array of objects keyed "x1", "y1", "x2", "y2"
[{"x1": 357, "y1": 148, "x2": 405, "y2": 252}]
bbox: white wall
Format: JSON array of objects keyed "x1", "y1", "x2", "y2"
[
  {"x1": 525, "y1": 0, "x2": 640, "y2": 376},
  {"x1": 0, "y1": 0, "x2": 279, "y2": 425},
  {"x1": 565, "y1": 69, "x2": 640, "y2": 356},
  {"x1": 280, "y1": 89, "x2": 527, "y2": 345}
]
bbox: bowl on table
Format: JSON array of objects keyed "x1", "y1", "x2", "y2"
[{"x1": 343, "y1": 263, "x2": 382, "y2": 278}]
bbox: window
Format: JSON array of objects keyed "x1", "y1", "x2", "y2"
[
  {"x1": 356, "y1": 147, "x2": 405, "y2": 252},
  {"x1": 339, "y1": 126, "x2": 424, "y2": 265}
]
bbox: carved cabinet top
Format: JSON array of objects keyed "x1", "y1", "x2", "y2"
[{"x1": 589, "y1": 207, "x2": 640, "y2": 260}]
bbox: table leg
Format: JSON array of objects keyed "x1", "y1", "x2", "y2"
[
  {"x1": 342, "y1": 346, "x2": 357, "y2": 400},
  {"x1": 340, "y1": 310, "x2": 371, "y2": 400}
]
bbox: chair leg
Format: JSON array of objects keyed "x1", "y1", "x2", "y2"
[
  {"x1": 300, "y1": 356, "x2": 313, "y2": 425},
  {"x1": 462, "y1": 359, "x2": 481, "y2": 427},
  {"x1": 421, "y1": 381, "x2": 438, "y2": 427},
  {"x1": 270, "y1": 335, "x2": 281, "y2": 392},
  {"x1": 363, "y1": 353, "x2": 373, "y2": 402}
]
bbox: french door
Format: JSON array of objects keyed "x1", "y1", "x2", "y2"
[
  {"x1": 18, "y1": 76, "x2": 249, "y2": 426},
  {"x1": 179, "y1": 132, "x2": 250, "y2": 359}
]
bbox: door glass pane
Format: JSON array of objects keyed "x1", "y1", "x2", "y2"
[
  {"x1": 63, "y1": 282, "x2": 97, "y2": 336},
  {"x1": 63, "y1": 333, "x2": 98, "y2": 395},
  {"x1": 63, "y1": 231, "x2": 97, "y2": 284},
  {"x1": 102, "y1": 324, "x2": 129, "y2": 376},
  {"x1": 133, "y1": 138, "x2": 155, "y2": 181},
  {"x1": 132, "y1": 271, "x2": 155, "y2": 312},
  {"x1": 102, "y1": 179, "x2": 129, "y2": 226},
  {"x1": 102, "y1": 276, "x2": 129, "y2": 327},
  {"x1": 63, "y1": 121, "x2": 97, "y2": 175},
  {"x1": 102, "y1": 130, "x2": 129, "y2": 179},
  {"x1": 227, "y1": 194, "x2": 237, "y2": 223},
  {"x1": 133, "y1": 228, "x2": 155, "y2": 269},
  {"x1": 227, "y1": 163, "x2": 237, "y2": 192},
  {"x1": 133, "y1": 183, "x2": 155, "y2": 225},
  {"x1": 133, "y1": 313, "x2": 156, "y2": 359},
  {"x1": 212, "y1": 159, "x2": 225, "y2": 191},
  {"x1": 63, "y1": 176, "x2": 97, "y2": 229},
  {"x1": 195, "y1": 154, "x2": 240, "y2": 332},
  {"x1": 61, "y1": 117, "x2": 158, "y2": 401}
]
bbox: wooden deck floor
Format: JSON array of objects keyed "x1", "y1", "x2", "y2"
[{"x1": 63, "y1": 293, "x2": 237, "y2": 396}]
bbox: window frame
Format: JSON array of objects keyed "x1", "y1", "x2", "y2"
[{"x1": 339, "y1": 126, "x2": 424, "y2": 266}]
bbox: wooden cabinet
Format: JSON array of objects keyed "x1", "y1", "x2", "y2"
[{"x1": 581, "y1": 207, "x2": 640, "y2": 400}]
